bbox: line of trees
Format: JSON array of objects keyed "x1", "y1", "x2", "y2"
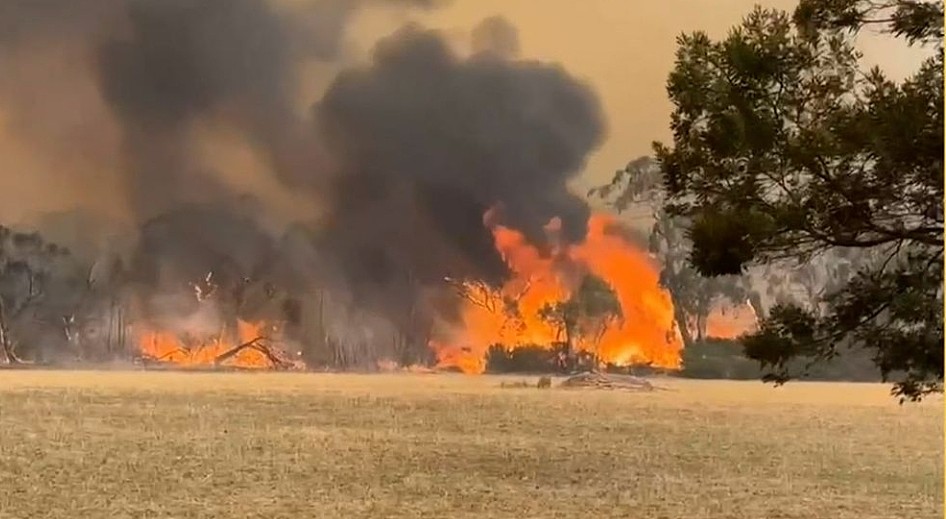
[
  {"x1": 0, "y1": 226, "x2": 123, "y2": 364},
  {"x1": 0, "y1": 222, "x2": 441, "y2": 370}
]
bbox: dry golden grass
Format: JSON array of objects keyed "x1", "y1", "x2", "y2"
[{"x1": 0, "y1": 371, "x2": 941, "y2": 518}]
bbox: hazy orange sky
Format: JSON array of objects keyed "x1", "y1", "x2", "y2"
[
  {"x1": 0, "y1": 1, "x2": 928, "y2": 226},
  {"x1": 354, "y1": 0, "x2": 928, "y2": 192}
]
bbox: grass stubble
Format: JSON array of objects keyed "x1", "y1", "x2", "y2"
[{"x1": 0, "y1": 371, "x2": 941, "y2": 518}]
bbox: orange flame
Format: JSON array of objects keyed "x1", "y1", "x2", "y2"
[
  {"x1": 432, "y1": 213, "x2": 684, "y2": 373},
  {"x1": 138, "y1": 320, "x2": 276, "y2": 368}
]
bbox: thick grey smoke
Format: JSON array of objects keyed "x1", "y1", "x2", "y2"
[
  {"x1": 315, "y1": 22, "x2": 605, "y2": 309},
  {"x1": 95, "y1": 0, "x2": 346, "y2": 217},
  {"x1": 0, "y1": 3, "x2": 606, "y2": 360}
]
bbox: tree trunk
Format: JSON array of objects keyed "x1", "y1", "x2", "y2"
[
  {"x1": 747, "y1": 291, "x2": 765, "y2": 321},
  {"x1": 0, "y1": 297, "x2": 20, "y2": 364},
  {"x1": 306, "y1": 290, "x2": 327, "y2": 369},
  {"x1": 695, "y1": 312, "x2": 705, "y2": 342},
  {"x1": 672, "y1": 304, "x2": 693, "y2": 348},
  {"x1": 563, "y1": 323, "x2": 575, "y2": 373},
  {"x1": 105, "y1": 299, "x2": 115, "y2": 357},
  {"x1": 213, "y1": 337, "x2": 284, "y2": 368},
  {"x1": 117, "y1": 306, "x2": 126, "y2": 359}
]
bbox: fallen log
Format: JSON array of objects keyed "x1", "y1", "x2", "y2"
[
  {"x1": 248, "y1": 342, "x2": 289, "y2": 368},
  {"x1": 559, "y1": 371, "x2": 657, "y2": 391},
  {"x1": 212, "y1": 337, "x2": 264, "y2": 366},
  {"x1": 212, "y1": 337, "x2": 292, "y2": 369}
]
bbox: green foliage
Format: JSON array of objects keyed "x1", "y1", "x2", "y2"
[
  {"x1": 537, "y1": 273, "x2": 622, "y2": 370},
  {"x1": 794, "y1": 0, "x2": 943, "y2": 44},
  {"x1": 654, "y1": 2, "x2": 943, "y2": 400},
  {"x1": 537, "y1": 301, "x2": 575, "y2": 341},
  {"x1": 572, "y1": 274, "x2": 623, "y2": 333}
]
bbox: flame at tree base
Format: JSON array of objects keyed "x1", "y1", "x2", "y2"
[{"x1": 432, "y1": 213, "x2": 684, "y2": 374}]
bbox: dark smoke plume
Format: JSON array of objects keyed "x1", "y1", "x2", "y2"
[
  {"x1": 95, "y1": 0, "x2": 338, "y2": 218},
  {"x1": 83, "y1": 0, "x2": 441, "y2": 302},
  {"x1": 316, "y1": 21, "x2": 605, "y2": 310},
  {"x1": 0, "y1": 2, "x2": 606, "y2": 363}
]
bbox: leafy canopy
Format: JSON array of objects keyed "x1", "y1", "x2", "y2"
[
  {"x1": 651, "y1": 1, "x2": 942, "y2": 400},
  {"x1": 538, "y1": 273, "x2": 622, "y2": 356}
]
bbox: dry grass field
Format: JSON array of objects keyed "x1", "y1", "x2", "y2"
[{"x1": 0, "y1": 371, "x2": 941, "y2": 518}]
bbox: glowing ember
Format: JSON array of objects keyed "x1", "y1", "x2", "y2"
[
  {"x1": 432, "y1": 213, "x2": 684, "y2": 373},
  {"x1": 138, "y1": 320, "x2": 278, "y2": 368}
]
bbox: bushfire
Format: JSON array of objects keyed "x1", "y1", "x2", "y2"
[
  {"x1": 131, "y1": 213, "x2": 756, "y2": 373},
  {"x1": 431, "y1": 213, "x2": 685, "y2": 374},
  {"x1": 137, "y1": 320, "x2": 289, "y2": 369}
]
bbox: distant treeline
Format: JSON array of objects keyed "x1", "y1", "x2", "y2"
[{"x1": 484, "y1": 340, "x2": 883, "y2": 383}]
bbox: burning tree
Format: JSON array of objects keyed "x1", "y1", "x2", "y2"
[
  {"x1": 135, "y1": 270, "x2": 301, "y2": 370},
  {"x1": 444, "y1": 276, "x2": 529, "y2": 335},
  {"x1": 538, "y1": 273, "x2": 622, "y2": 372},
  {"x1": 434, "y1": 213, "x2": 682, "y2": 373},
  {"x1": 591, "y1": 157, "x2": 757, "y2": 346}
]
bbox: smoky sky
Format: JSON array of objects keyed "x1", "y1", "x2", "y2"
[
  {"x1": 95, "y1": 0, "x2": 353, "y2": 217},
  {"x1": 0, "y1": 1, "x2": 606, "y2": 328},
  {"x1": 471, "y1": 15, "x2": 520, "y2": 58}
]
